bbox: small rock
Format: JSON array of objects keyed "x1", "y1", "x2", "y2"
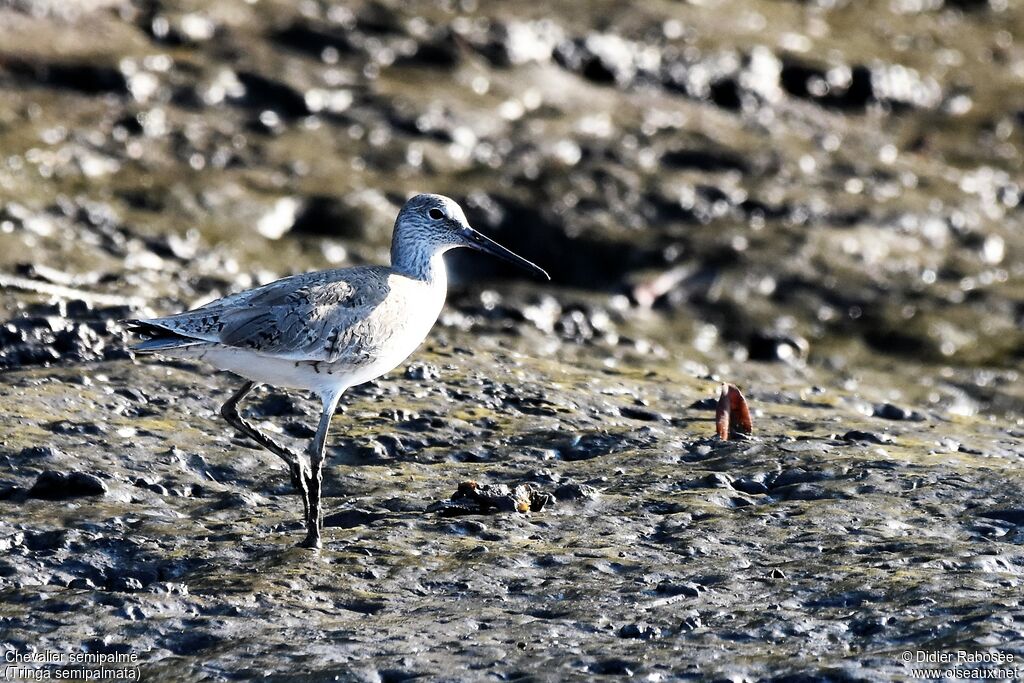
[
  {"x1": 678, "y1": 612, "x2": 703, "y2": 632},
  {"x1": 841, "y1": 430, "x2": 894, "y2": 445},
  {"x1": 16, "y1": 446, "x2": 65, "y2": 459},
  {"x1": 656, "y1": 581, "x2": 701, "y2": 597},
  {"x1": 443, "y1": 520, "x2": 488, "y2": 536},
  {"x1": 590, "y1": 659, "x2": 636, "y2": 676},
  {"x1": 109, "y1": 576, "x2": 145, "y2": 592},
  {"x1": 689, "y1": 397, "x2": 718, "y2": 411},
  {"x1": 426, "y1": 481, "x2": 553, "y2": 516},
  {"x1": 873, "y1": 403, "x2": 925, "y2": 421},
  {"x1": 405, "y1": 363, "x2": 440, "y2": 381},
  {"x1": 560, "y1": 433, "x2": 637, "y2": 461},
  {"x1": 373, "y1": 435, "x2": 406, "y2": 458},
  {"x1": 618, "y1": 622, "x2": 659, "y2": 640},
  {"x1": 356, "y1": 439, "x2": 390, "y2": 460},
  {"x1": 0, "y1": 532, "x2": 25, "y2": 552},
  {"x1": 28, "y1": 471, "x2": 107, "y2": 499},
  {"x1": 697, "y1": 473, "x2": 733, "y2": 489},
  {"x1": 25, "y1": 529, "x2": 70, "y2": 551},
  {"x1": 206, "y1": 491, "x2": 266, "y2": 510},
  {"x1": 553, "y1": 482, "x2": 599, "y2": 501},
  {"x1": 770, "y1": 468, "x2": 823, "y2": 488},
  {"x1": 778, "y1": 439, "x2": 832, "y2": 454},
  {"x1": 48, "y1": 421, "x2": 106, "y2": 436},
  {"x1": 730, "y1": 477, "x2": 768, "y2": 495},
  {"x1": 323, "y1": 508, "x2": 385, "y2": 529},
  {"x1": 619, "y1": 405, "x2": 663, "y2": 422},
  {"x1": 134, "y1": 477, "x2": 168, "y2": 496},
  {"x1": 770, "y1": 483, "x2": 833, "y2": 501}
]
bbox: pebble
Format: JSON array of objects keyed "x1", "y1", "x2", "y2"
[
  {"x1": 730, "y1": 476, "x2": 769, "y2": 495},
  {"x1": 426, "y1": 481, "x2": 553, "y2": 516},
  {"x1": 872, "y1": 403, "x2": 926, "y2": 421},
  {"x1": 841, "y1": 430, "x2": 894, "y2": 445},
  {"x1": 553, "y1": 482, "x2": 599, "y2": 501},
  {"x1": 28, "y1": 471, "x2": 108, "y2": 499},
  {"x1": 618, "y1": 622, "x2": 659, "y2": 640}
]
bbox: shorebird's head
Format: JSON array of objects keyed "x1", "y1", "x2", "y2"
[{"x1": 394, "y1": 194, "x2": 549, "y2": 280}]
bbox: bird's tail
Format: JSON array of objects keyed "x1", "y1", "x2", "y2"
[{"x1": 124, "y1": 319, "x2": 203, "y2": 353}]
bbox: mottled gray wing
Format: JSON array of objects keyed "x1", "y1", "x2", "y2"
[{"x1": 142, "y1": 267, "x2": 392, "y2": 362}]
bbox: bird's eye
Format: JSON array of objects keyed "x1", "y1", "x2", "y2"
[{"x1": 428, "y1": 208, "x2": 444, "y2": 220}]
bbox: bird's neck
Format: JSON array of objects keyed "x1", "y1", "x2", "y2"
[{"x1": 391, "y1": 238, "x2": 449, "y2": 284}]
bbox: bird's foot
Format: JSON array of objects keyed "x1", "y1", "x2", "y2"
[{"x1": 299, "y1": 530, "x2": 322, "y2": 550}]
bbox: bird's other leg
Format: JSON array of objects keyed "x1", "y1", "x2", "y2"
[
  {"x1": 220, "y1": 381, "x2": 310, "y2": 520},
  {"x1": 301, "y1": 390, "x2": 342, "y2": 550}
]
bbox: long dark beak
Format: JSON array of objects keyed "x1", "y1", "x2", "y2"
[{"x1": 461, "y1": 227, "x2": 550, "y2": 280}]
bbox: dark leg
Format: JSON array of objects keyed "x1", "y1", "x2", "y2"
[
  {"x1": 220, "y1": 382, "x2": 310, "y2": 519},
  {"x1": 301, "y1": 391, "x2": 341, "y2": 549}
]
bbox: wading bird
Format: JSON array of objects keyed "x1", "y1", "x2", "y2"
[{"x1": 129, "y1": 194, "x2": 548, "y2": 548}]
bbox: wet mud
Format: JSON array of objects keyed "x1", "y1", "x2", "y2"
[{"x1": 1, "y1": 0, "x2": 1023, "y2": 679}]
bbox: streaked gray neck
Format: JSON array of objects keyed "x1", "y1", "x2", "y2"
[{"x1": 390, "y1": 232, "x2": 448, "y2": 283}]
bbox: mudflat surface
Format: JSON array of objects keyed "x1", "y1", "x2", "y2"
[{"x1": 1, "y1": 0, "x2": 1023, "y2": 680}]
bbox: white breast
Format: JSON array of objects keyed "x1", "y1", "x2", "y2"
[{"x1": 347, "y1": 270, "x2": 446, "y2": 384}]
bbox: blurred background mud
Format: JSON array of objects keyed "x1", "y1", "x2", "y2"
[{"x1": 1, "y1": 0, "x2": 1023, "y2": 679}]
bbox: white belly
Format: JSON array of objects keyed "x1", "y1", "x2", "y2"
[{"x1": 187, "y1": 347, "x2": 345, "y2": 394}]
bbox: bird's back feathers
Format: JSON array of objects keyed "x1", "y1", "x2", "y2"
[{"x1": 127, "y1": 265, "x2": 419, "y2": 364}]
